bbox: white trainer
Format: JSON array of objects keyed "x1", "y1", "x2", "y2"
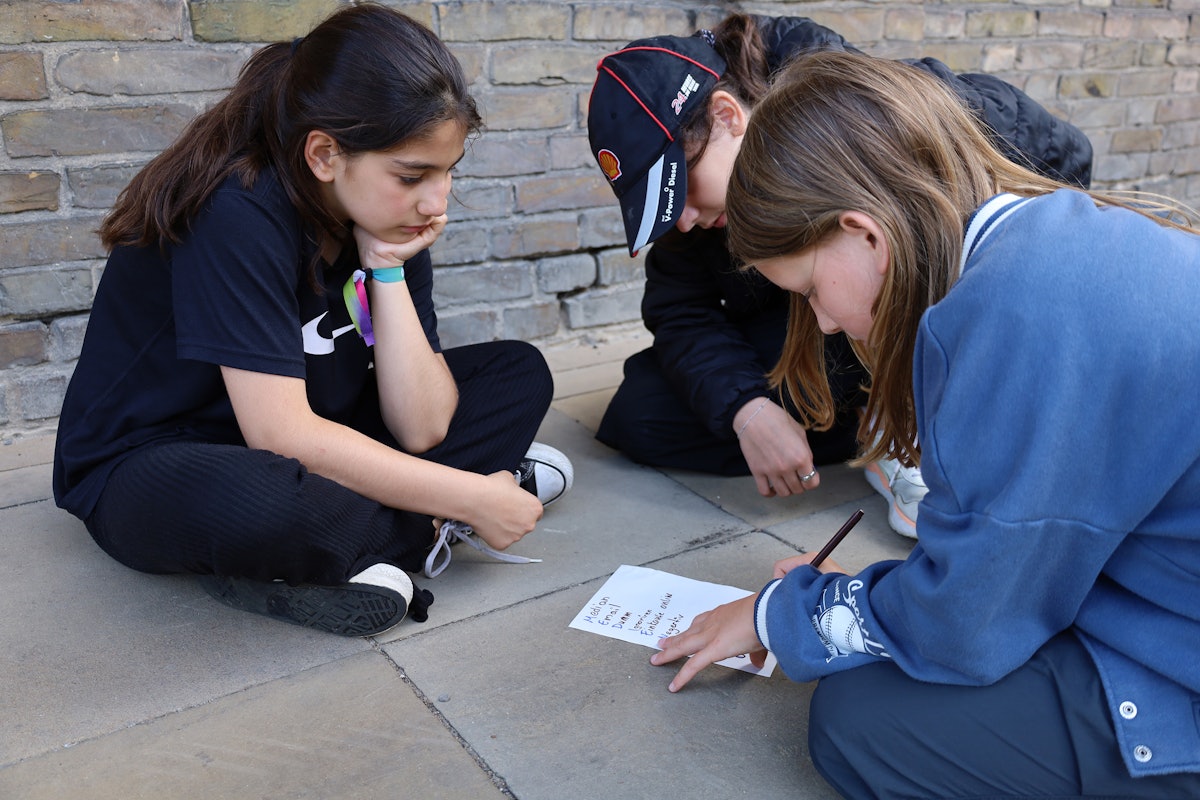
[{"x1": 864, "y1": 458, "x2": 927, "y2": 539}]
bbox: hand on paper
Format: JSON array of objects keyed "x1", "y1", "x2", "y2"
[
  {"x1": 650, "y1": 594, "x2": 766, "y2": 692},
  {"x1": 734, "y1": 399, "x2": 820, "y2": 497}
]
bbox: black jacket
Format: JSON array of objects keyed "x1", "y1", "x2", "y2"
[{"x1": 641, "y1": 15, "x2": 1094, "y2": 438}]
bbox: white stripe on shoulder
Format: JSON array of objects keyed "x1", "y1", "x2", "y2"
[{"x1": 960, "y1": 193, "x2": 1034, "y2": 276}]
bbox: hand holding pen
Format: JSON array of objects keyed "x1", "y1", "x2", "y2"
[
  {"x1": 653, "y1": 508, "x2": 867, "y2": 692},
  {"x1": 775, "y1": 508, "x2": 864, "y2": 578}
]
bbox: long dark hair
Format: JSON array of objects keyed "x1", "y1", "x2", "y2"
[{"x1": 101, "y1": 3, "x2": 481, "y2": 275}]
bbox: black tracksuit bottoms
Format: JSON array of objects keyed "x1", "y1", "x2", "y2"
[
  {"x1": 597, "y1": 323, "x2": 866, "y2": 476},
  {"x1": 84, "y1": 340, "x2": 552, "y2": 587}
]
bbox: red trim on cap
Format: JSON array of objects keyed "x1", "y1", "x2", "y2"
[
  {"x1": 594, "y1": 45, "x2": 721, "y2": 145},
  {"x1": 598, "y1": 65, "x2": 674, "y2": 141},
  {"x1": 611, "y1": 45, "x2": 722, "y2": 81}
]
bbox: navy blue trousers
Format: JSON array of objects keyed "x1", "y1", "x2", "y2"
[
  {"x1": 597, "y1": 328, "x2": 866, "y2": 475},
  {"x1": 808, "y1": 632, "x2": 1200, "y2": 799},
  {"x1": 86, "y1": 341, "x2": 552, "y2": 586}
]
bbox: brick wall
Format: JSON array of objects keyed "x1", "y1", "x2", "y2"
[{"x1": 0, "y1": 0, "x2": 1196, "y2": 438}]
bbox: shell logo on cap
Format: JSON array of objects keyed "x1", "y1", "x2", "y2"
[{"x1": 597, "y1": 149, "x2": 622, "y2": 182}]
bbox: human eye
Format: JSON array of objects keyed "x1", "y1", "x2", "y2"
[{"x1": 398, "y1": 174, "x2": 423, "y2": 186}]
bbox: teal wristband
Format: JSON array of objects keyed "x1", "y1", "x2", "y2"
[{"x1": 365, "y1": 265, "x2": 405, "y2": 283}]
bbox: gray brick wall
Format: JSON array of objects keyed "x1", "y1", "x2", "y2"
[{"x1": 0, "y1": 0, "x2": 1197, "y2": 437}]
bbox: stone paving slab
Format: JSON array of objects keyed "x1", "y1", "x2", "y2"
[
  {"x1": 385, "y1": 533, "x2": 840, "y2": 800},
  {"x1": 0, "y1": 652, "x2": 507, "y2": 800},
  {"x1": 0, "y1": 499, "x2": 372, "y2": 766},
  {"x1": 666, "y1": 461, "x2": 878, "y2": 531},
  {"x1": 0, "y1": 462, "x2": 50, "y2": 507}
]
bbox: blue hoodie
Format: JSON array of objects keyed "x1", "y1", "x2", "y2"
[{"x1": 755, "y1": 190, "x2": 1200, "y2": 777}]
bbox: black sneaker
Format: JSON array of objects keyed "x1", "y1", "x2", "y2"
[
  {"x1": 515, "y1": 442, "x2": 574, "y2": 506},
  {"x1": 199, "y1": 563, "x2": 414, "y2": 636}
]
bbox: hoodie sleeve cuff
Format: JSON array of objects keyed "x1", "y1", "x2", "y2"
[{"x1": 754, "y1": 578, "x2": 782, "y2": 651}]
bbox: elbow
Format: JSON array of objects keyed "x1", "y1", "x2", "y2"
[
  {"x1": 401, "y1": 426, "x2": 448, "y2": 455},
  {"x1": 241, "y1": 422, "x2": 306, "y2": 458},
  {"x1": 388, "y1": 412, "x2": 451, "y2": 455},
  {"x1": 381, "y1": 393, "x2": 456, "y2": 454}
]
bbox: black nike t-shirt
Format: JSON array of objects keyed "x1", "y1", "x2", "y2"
[{"x1": 52, "y1": 168, "x2": 441, "y2": 519}]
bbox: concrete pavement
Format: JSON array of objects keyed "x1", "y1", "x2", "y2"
[{"x1": 0, "y1": 334, "x2": 914, "y2": 799}]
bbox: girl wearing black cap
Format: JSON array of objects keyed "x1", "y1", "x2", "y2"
[
  {"x1": 53, "y1": 4, "x2": 572, "y2": 637},
  {"x1": 587, "y1": 13, "x2": 1091, "y2": 538}
]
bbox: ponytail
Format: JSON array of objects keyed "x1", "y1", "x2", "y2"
[{"x1": 678, "y1": 14, "x2": 771, "y2": 164}]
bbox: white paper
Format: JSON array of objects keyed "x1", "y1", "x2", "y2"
[{"x1": 568, "y1": 564, "x2": 777, "y2": 677}]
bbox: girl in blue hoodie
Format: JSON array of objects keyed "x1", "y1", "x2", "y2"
[{"x1": 652, "y1": 50, "x2": 1200, "y2": 799}]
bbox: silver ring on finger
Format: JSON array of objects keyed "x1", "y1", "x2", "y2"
[{"x1": 800, "y1": 469, "x2": 817, "y2": 483}]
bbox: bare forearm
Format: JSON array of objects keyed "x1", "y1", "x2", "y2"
[
  {"x1": 225, "y1": 366, "x2": 541, "y2": 548},
  {"x1": 262, "y1": 406, "x2": 485, "y2": 520},
  {"x1": 369, "y1": 280, "x2": 458, "y2": 451}
]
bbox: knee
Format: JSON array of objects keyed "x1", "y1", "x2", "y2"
[
  {"x1": 505, "y1": 340, "x2": 553, "y2": 404},
  {"x1": 596, "y1": 350, "x2": 672, "y2": 447},
  {"x1": 596, "y1": 382, "x2": 665, "y2": 458},
  {"x1": 808, "y1": 675, "x2": 852, "y2": 782},
  {"x1": 808, "y1": 664, "x2": 927, "y2": 799},
  {"x1": 807, "y1": 671, "x2": 886, "y2": 799},
  {"x1": 455, "y1": 339, "x2": 552, "y2": 407}
]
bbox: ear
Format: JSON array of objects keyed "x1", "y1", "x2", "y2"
[
  {"x1": 709, "y1": 89, "x2": 749, "y2": 137},
  {"x1": 304, "y1": 131, "x2": 339, "y2": 183},
  {"x1": 839, "y1": 211, "x2": 891, "y2": 276}
]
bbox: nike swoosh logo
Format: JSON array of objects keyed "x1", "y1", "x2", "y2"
[{"x1": 301, "y1": 312, "x2": 357, "y2": 355}]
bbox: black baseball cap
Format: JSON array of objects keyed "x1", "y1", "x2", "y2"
[{"x1": 587, "y1": 34, "x2": 726, "y2": 255}]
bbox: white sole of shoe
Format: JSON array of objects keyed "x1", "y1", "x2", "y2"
[{"x1": 864, "y1": 463, "x2": 918, "y2": 540}]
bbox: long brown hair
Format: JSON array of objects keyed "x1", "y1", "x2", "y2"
[
  {"x1": 100, "y1": 3, "x2": 481, "y2": 280},
  {"x1": 726, "y1": 50, "x2": 1195, "y2": 467}
]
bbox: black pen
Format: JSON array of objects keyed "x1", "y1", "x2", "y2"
[{"x1": 810, "y1": 508, "x2": 864, "y2": 568}]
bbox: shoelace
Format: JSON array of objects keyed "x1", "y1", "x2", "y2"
[{"x1": 423, "y1": 520, "x2": 542, "y2": 579}]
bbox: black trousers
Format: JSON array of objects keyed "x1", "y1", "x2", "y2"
[
  {"x1": 597, "y1": 327, "x2": 867, "y2": 476},
  {"x1": 86, "y1": 341, "x2": 552, "y2": 586},
  {"x1": 808, "y1": 632, "x2": 1200, "y2": 799}
]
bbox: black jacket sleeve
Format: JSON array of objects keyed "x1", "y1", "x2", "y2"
[
  {"x1": 642, "y1": 227, "x2": 787, "y2": 438},
  {"x1": 904, "y1": 57, "x2": 1093, "y2": 187},
  {"x1": 757, "y1": 15, "x2": 861, "y2": 71},
  {"x1": 758, "y1": 17, "x2": 1094, "y2": 186}
]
